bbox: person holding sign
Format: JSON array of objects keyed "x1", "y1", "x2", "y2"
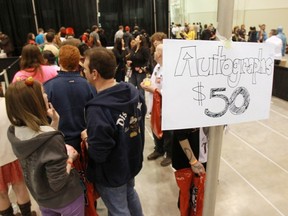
[
  {"x1": 141, "y1": 43, "x2": 173, "y2": 167},
  {"x1": 172, "y1": 128, "x2": 208, "y2": 216},
  {"x1": 172, "y1": 128, "x2": 207, "y2": 175}
]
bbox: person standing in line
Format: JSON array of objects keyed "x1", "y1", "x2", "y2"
[
  {"x1": 200, "y1": 24, "x2": 212, "y2": 40},
  {"x1": 42, "y1": 32, "x2": 59, "y2": 59},
  {"x1": 44, "y1": 45, "x2": 96, "y2": 153},
  {"x1": 172, "y1": 128, "x2": 207, "y2": 174},
  {"x1": 12, "y1": 44, "x2": 58, "y2": 83},
  {"x1": 89, "y1": 25, "x2": 101, "y2": 47},
  {"x1": 141, "y1": 43, "x2": 173, "y2": 167},
  {"x1": 265, "y1": 29, "x2": 283, "y2": 65},
  {"x1": 172, "y1": 128, "x2": 207, "y2": 215},
  {"x1": 128, "y1": 34, "x2": 151, "y2": 97},
  {"x1": 123, "y1": 26, "x2": 133, "y2": 49},
  {"x1": 114, "y1": 25, "x2": 124, "y2": 42},
  {"x1": 277, "y1": 26, "x2": 287, "y2": 57},
  {"x1": 82, "y1": 47, "x2": 146, "y2": 216},
  {"x1": 0, "y1": 32, "x2": 15, "y2": 57},
  {"x1": 6, "y1": 78, "x2": 84, "y2": 216},
  {"x1": 26, "y1": 33, "x2": 36, "y2": 45},
  {"x1": 0, "y1": 87, "x2": 36, "y2": 216},
  {"x1": 35, "y1": 28, "x2": 45, "y2": 45},
  {"x1": 112, "y1": 38, "x2": 128, "y2": 82},
  {"x1": 257, "y1": 24, "x2": 267, "y2": 43}
]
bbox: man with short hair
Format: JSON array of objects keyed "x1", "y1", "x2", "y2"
[
  {"x1": 43, "y1": 31, "x2": 59, "y2": 58},
  {"x1": 35, "y1": 28, "x2": 45, "y2": 45},
  {"x1": 123, "y1": 26, "x2": 133, "y2": 48},
  {"x1": 265, "y1": 29, "x2": 283, "y2": 65},
  {"x1": 83, "y1": 47, "x2": 146, "y2": 216},
  {"x1": 114, "y1": 25, "x2": 124, "y2": 42},
  {"x1": 89, "y1": 25, "x2": 101, "y2": 47}
]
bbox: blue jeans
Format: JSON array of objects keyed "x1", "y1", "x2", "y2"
[
  {"x1": 39, "y1": 194, "x2": 84, "y2": 216},
  {"x1": 95, "y1": 178, "x2": 143, "y2": 216},
  {"x1": 129, "y1": 72, "x2": 146, "y2": 97}
]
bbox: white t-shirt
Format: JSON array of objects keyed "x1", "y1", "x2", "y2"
[
  {"x1": 15, "y1": 126, "x2": 55, "y2": 141},
  {"x1": 0, "y1": 98, "x2": 17, "y2": 166},
  {"x1": 147, "y1": 63, "x2": 163, "y2": 113},
  {"x1": 265, "y1": 36, "x2": 283, "y2": 60}
]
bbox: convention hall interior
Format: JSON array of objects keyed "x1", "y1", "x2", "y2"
[{"x1": 1, "y1": 0, "x2": 288, "y2": 215}]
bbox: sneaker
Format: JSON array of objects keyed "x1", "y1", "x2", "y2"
[
  {"x1": 147, "y1": 151, "x2": 164, "y2": 160},
  {"x1": 160, "y1": 157, "x2": 172, "y2": 167}
]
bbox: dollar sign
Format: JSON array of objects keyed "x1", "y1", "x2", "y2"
[{"x1": 192, "y1": 82, "x2": 206, "y2": 106}]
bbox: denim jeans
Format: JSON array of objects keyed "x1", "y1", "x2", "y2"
[
  {"x1": 95, "y1": 178, "x2": 143, "y2": 216},
  {"x1": 40, "y1": 194, "x2": 84, "y2": 216},
  {"x1": 129, "y1": 72, "x2": 146, "y2": 97}
]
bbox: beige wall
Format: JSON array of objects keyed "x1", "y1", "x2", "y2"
[
  {"x1": 238, "y1": 8, "x2": 288, "y2": 36},
  {"x1": 170, "y1": 0, "x2": 288, "y2": 36}
]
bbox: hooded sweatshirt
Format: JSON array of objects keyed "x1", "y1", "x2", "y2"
[
  {"x1": 85, "y1": 82, "x2": 146, "y2": 187},
  {"x1": 7, "y1": 126, "x2": 83, "y2": 208}
]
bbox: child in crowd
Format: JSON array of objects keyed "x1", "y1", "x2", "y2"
[
  {"x1": 5, "y1": 78, "x2": 84, "y2": 216},
  {"x1": 0, "y1": 85, "x2": 36, "y2": 216}
]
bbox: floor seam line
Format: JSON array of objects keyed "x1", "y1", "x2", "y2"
[
  {"x1": 256, "y1": 120, "x2": 288, "y2": 141},
  {"x1": 221, "y1": 157, "x2": 285, "y2": 216},
  {"x1": 229, "y1": 130, "x2": 288, "y2": 175}
]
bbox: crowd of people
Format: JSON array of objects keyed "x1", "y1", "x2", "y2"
[
  {"x1": 170, "y1": 22, "x2": 287, "y2": 64},
  {"x1": 0, "y1": 20, "x2": 286, "y2": 216}
]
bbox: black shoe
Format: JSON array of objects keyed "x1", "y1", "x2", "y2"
[
  {"x1": 160, "y1": 157, "x2": 172, "y2": 167},
  {"x1": 147, "y1": 151, "x2": 164, "y2": 160}
]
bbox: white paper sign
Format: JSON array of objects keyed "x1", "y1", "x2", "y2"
[{"x1": 162, "y1": 39, "x2": 274, "y2": 130}]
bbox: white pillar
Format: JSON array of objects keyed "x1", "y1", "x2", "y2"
[{"x1": 202, "y1": 1, "x2": 234, "y2": 216}]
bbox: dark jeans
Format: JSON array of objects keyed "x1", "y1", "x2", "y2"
[
  {"x1": 153, "y1": 130, "x2": 173, "y2": 157},
  {"x1": 129, "y1": 72, "x2": 146, "y2": 97}
]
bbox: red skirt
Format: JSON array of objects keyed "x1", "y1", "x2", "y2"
[{"x1": 0, "y1": 160, "x2": 24, "y2": 192}]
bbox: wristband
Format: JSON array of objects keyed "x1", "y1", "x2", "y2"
[{"x1": 189, "y1": 159, "x2": 198, "y2": 166}]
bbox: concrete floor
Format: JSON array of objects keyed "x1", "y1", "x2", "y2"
[
  {"x1": 136, "y1": 96, "x2": 288, "y2": 216},
  {"x1": 9, "y1": 96, "x2": 288, "y2": 216}
]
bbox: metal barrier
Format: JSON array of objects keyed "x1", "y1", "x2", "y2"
[{"x1": 0, "y1": 57, "x2": 20, "y2": 90}]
